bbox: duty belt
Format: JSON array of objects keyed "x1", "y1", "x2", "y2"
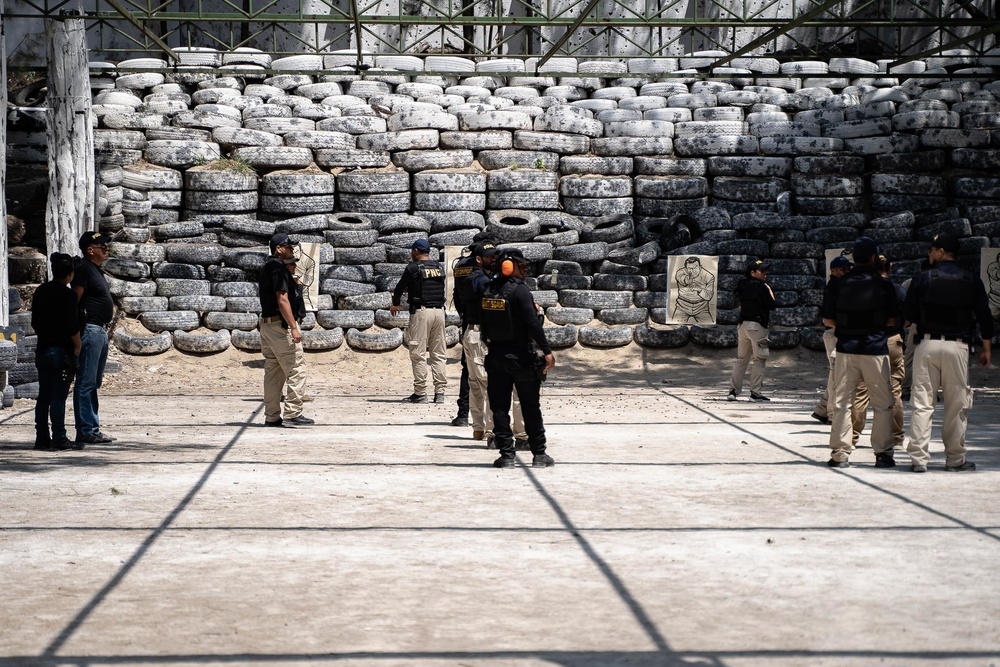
[{"x1": 918, "y1": 333, "x2": 970, "y2": 344}]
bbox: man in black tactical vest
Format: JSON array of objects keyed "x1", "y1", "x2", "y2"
[
  {"x1": 259, "y1": 233, "x2": 313, "y2": 427},
  {"x1": 728, "y1": 258, "x2": 776, "y2": 402},
  {"x1": 904, "y1": 232, "x2": 993, "y2": 473},
  {"x1": 454, "y1": 239, "x2": 498, "y2": 439},
  {"x1": 391, "y1": 238, "x2": 447, "y2": 403},
  {"x1": 480, "y1": 249, "x2": 555, "y2": 469},
  {"x1": 821, "y1": 237, "x2": 899, "y2": 469}
]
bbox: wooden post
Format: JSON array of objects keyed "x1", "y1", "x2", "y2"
[
  {"x1": 1, "y1": 0, "x2": 9, "y2": 330},
  {"x1": 45, "y1": 14, "x2": 95, "y2": 260}
]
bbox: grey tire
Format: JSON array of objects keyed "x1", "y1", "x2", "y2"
[
  {"x1": 552, "y1": 242, "x2": 609, "y2": 262},
  {"x1": 156, "y1": 278, "x2": 211, "y2": 297},
  {"x1": 301, "y1": 327, "x2": 345, "y2": 351},
  {"x1": 231, "y1": 329, "x2": 262, "y2": 351},
  {"x1": 113, "y1": 329, "x2": 173, "y2": 355},
  {"x1": 597, "y1": 308, "x2": 648, "y2": 325},
  {"x1": 690, "y1": 325, "x2": 738, "y2": 347},
  {"x1": 203, "y1": 312, "x2": 260, "y2": 331},
  {"x1": 316, "y1": 310, "x2": 376, "y2": 329},
  {"x1": 346, "y1": 327, "x2": 404, "y2": 351},
  {"x1": 487, "y1": 211, "x2": 541, "y2": 242},
  {"x1": 139, "y1": 310, "x2": 202, "y2": 332},
  {"x1": 168, "y1": 295, "x2": 227, "y2": 312},
  {"x1": 173, "y1": 328, "x2": 231, "y2": 353},
  {"x1": 544, "y1": 307, "x2": 594, "y2": 325}
]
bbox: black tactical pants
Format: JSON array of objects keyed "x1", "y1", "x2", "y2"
[{"x1": 485, "y1": 349, "x2": 546, "y2": 458}]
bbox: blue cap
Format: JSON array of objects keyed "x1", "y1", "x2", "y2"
[
  {"x1": 830, "y1": 255, "x2": 853, "y2": 270},
  {"x1": 852, "y1": 236, "x2": 878, "y2": 262},
  {"x1": 269, "y1": 232, "x2": 293, "y2": 251},
  {"x1": 408, "y1": 238, "x2": 431, "y2": 252}
]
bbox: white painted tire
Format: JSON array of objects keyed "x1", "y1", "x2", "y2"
[
  {"x1": 173, "y1": 328, "x2": 231, "y2": 353},
  {"x1": 346, "y1": 327, "x2": 404, "y2": 351},
  {"x1": 113, "y1": 329, "x2": 173, "y2": 355}
]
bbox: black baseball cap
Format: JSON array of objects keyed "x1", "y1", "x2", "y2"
[
  {"x1": 498, "y1": 248, "x2": 526, "y2": 262},
  {"x1": 830, "y1": 256, "x2": 853, "y2": 270},
  {"x1": 748, "y1": 258, "x2": 771, "y2": 272},
  {"x1": 50, "y1": 252, "x2": 81, "y2": 269},
  {"x1": 852, "y1": 236, "x2": 878, "y2": 262},
  {"x1": 930, "y1": 232, "x2": 960, "y2": 254},
  {"x1": 472, "y1": 231, "x2": 498, "y2": 244},
  {"x1": 472, "y1": 241, "x2": 499, "y2": 258},
  {"x1": 79, "y1": 231, "x2": 109, "y2": 250},
  {"x1": 270, "y1": 232, "x2": 294, "y2": 251}
]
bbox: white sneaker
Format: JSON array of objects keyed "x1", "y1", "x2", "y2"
[{"x1": 727, "y1": 389, "x2": 737, "y2": 401}]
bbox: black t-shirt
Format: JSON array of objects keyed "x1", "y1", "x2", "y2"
[
  {"x1": 70, "y1": 259, "x2": 114, "y2": 326},
  {"x1": 32, "y1": 280, "x2": 81, "y2": 350},
  {"x1": 258, "y1": 257, "x2": 303, "y2": 322},
  {"x1": 736, "y1": 277, "x2": 776, "y2": 326}
]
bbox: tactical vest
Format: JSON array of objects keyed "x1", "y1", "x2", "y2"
[
  {"x1": 453, "y1": 256, "x2": 476, "y2": 319},
  {"x1": 919, "y1": 267, "x2": 976, "y2": 335},
  {"x1": 480, "y1": 279, "x2": 518, "y2": 343},
  {"x1": 413, "y1": 260, "x2": 445, "y2": 308},
  {"x1": 835, "y1": 271, "x2": 886, "y2": 336}
]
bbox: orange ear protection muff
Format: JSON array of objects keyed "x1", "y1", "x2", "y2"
[{"x1": 501, "y1": 258, "x2": 514, "y2": 277}]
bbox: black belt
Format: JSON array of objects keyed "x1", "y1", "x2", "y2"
[{"x1": 918, "y1": 333, "x2": 969, "y2": 344}]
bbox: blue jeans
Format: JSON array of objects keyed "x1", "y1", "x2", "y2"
[
  {"x1": 74, "y1": 324, "x2": 108, "y2": 437},
  {"x1": 35, "y1": 346, "x2": 72, "y2": 442}
]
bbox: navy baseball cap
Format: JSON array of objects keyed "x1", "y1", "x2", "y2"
[
  {"x1": 269, "y1": 232, "x2": 293, "y2": 251},
  {"x1": 830, "y1": 256, "x2": 853, "y2": 270},
  {"x1": 499, "y1": 248, "x2": 526, "y2": 262},
  {"x1": 931, "y1": 232, "x2": 960, "y2": 254},
  {"x1": 748, "y1": 258, "x2": 771, "y2": 272},
  {"x1": 852, "y1": 236, "x2": 878, "y2": 262},
  {"x1": 408, "y1": 238, "x2": 431, "y2": 252}
]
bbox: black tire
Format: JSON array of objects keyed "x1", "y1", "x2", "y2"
[
  {"x1": 544, "y1": 325, "x2": 578, "y2": 349},
  {"x1": 607, "y1": 241, "x2": 661, "y2": 267},
  {"x1": 592, "y1": 274, "x2": 648, "y2": 291},
  {"x1": 0, "y1": 340, "x2": 18, "y2": 371},
  {"x1": 168, "y1": 295, "x2": 227, "y2": 312},
  {"x1": 690, "y1": 325, "x2": 738, "y2": 348},
  {"x1": 104, "y1": 275, "x2": 159, "y2": 298},
  {"x1": 597, "y1": 308, "x2": 648, "y2": 325},
  {"x1": 103, "y1": 258, "x2": 151, "y2": 280},
  {"x1": 634, "y1": 323, "x2": 690, "y2": 348},
  {"x1": 578, "y1": 325, "x2": 634, "y2": 348},
  {"x1": 111, "y1": 328, "x2": 173, "y2": 355},
  {"x1": 211, "y1": 281, "x2": 259, "y2": 297},
  {"x1": 155, "y1": 278, "x2": 211, "y2": 297},
  {"x1": 165, "y1": 243, "x2": 224, "y2": 265},
  {"x1": 538, "y1": 275, "x2": 592, "y2": 290},
  {"x1": 153, "y1": 262, "x2": 207, "y2": 280}
]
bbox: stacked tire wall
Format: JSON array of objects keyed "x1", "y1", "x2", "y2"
[{"x1": 5, "y1": 51, "x2": 1000, "y2": 366}]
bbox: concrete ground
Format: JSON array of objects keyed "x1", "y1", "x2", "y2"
[{"x1": 1, "y1": 344, "x2": 998, "y2": 667}]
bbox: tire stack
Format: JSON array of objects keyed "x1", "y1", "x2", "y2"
[
  {"x1": 870, "y1": 151, "x2": 949, "y2": 215},
  {"x1": 97, "y1": 166, "x2": 126, "y2": 237},
  {"x1": 559, "y1": 174, "x2": 633, "y2": 220},
  {"x1": 633, "y1": 157, "x2": 709, "y2": 218},
  {"x1": 259, "y1": 168, "x2": 337, "y2": 222},
  {"x1": 121, "y1": 163, "x2": 184, "y2": 238},
  {"x1": 487, "y1": 168, "x2": 560, "y2": 213},
  {"x1": 183, "y1": 161, "x2": 260, "y2": 236},
  {"x1": 337, "y1": 168, "x2": 411, "y2": 222},
  {"x1": 790, "y1": 155, "x2": 865, "y2": 216},
  {"x1": 413, "y1": 169, "x2": 488, "y2": 247}
]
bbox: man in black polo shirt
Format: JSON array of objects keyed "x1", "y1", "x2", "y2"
[
  {"x1": 259, "y1": 233, "x2": 313, "y2": 427},
  {"x1": 32, "y1": 253, "x2": 82, "y2": 451},
  {"x1": 391, "y1": 239, "x2": 447, "y2": 403},
  {"x1": 72, "y1": 231, "x2": 116, "y2": 445},
  {"x1": 905, "y1": 232, "x2": 993, "y2": 472}
]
